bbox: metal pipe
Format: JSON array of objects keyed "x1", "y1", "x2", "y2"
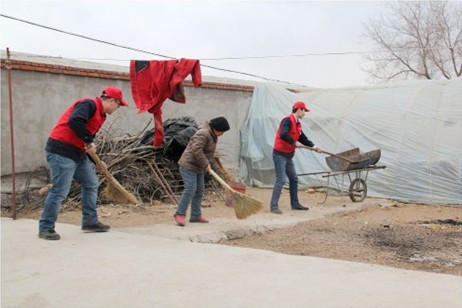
[{"x1": 6, "y1": 48, "x2": 17, "y2": 219}]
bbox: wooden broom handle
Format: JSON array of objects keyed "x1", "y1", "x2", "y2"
[
  {"x1": 209, "y1": 169, "x2": 235, "y2": 193},
  {"x1": 301, "y1": 145, "x2": 355, "y2": 163},
  {"x1": 85, "y1": 145, "x2": 111, "y2": 178}
]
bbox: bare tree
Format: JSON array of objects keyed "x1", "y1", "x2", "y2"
[{"x1": 362, "y1": 1, "x2": 462, "y2": 82}]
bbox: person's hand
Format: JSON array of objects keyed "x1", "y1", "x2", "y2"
[
  {"x1": 85, "y1": 142, "x2": 96, "y2": 154},
  {"x1": 205, "y1": 164, "x2": 211, "y2": 174},
  {"x1": 313, "y1": 145, "x2": 322, "y2": 153},
  {"x1": 295, "y1": 141, "x2": 303, "y2": 148}
]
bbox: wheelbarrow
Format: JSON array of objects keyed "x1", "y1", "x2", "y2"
[
  {"x1": 302, "y1": 146, "x2": 381, "y2": 171},
  {"x1": 325, "y1": 148, "x2": 381, "y2": 171},
  {"x1": 300, "y1": 146, "x2": 385, "y2": 203}
]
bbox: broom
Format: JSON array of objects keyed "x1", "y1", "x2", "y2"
[
  {"x1": 86, "y1": 146, "x2": 139, "y2": 204},
  {"x1": 209, "y1": 169, "x2": 263, "y2": 219}
]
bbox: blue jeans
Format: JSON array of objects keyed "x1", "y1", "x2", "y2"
[
  {"x1": 175, "y1": 165, "x2": 204, "y2": 220},
  {"x1": 270, "y1": 152, "x2": 300, "y2": 209},
  {"x1": 39, "y1": 152, "x2": 99, "y2": 232}
]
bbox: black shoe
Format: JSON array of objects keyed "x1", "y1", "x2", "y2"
[
  {"x1": 38, "y1": 230, "x2": 61, "y2": 240},
  {"x1": 291, "y1": 205, "x2": 309, "y2": 211},
  {"x1": 82, "y1": 222, "x2": 110, "y2": 232},
  {"x1": 271, "y1": 208, "x2": 283, "y2": 214}
]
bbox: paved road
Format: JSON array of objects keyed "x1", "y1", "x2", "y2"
[{"x1": 2, "y1": 204, "x2": 461, "y2": 308}]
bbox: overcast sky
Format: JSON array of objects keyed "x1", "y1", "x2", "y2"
[{"x1": 1, "y1": 1, "x2": 387, "y2": 88}]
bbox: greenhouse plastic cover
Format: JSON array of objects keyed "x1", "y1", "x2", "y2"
[{"x1": 239, "y1": 78, "x2": 462, "y2": 205}]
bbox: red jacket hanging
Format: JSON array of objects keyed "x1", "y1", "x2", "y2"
[{"x1": 130, "y1": 59, "x2": 202, "y2": 147}]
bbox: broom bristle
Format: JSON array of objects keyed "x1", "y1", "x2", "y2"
[
  {"x1": 103, "y1": 176, "x2": 139, "y2": 204},
  {"x1": 230, "y1": 192, "x2": 263, "y2": 219}
]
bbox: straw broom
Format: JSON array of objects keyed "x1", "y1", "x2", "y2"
[
  {"x1": 209, "y1": 169, "x2": 262, "y2": 219},
  {"x1": 86, "y1": 149, "x2": 139, "y2": 204}
]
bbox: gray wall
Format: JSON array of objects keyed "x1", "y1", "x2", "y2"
[{"x1": 1, "y1": 65, "x2": 253, "y2": 175}]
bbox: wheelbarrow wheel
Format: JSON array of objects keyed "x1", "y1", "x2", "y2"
[{"x1": 349, "y1": 178, "x2": 367, "y2": 202}]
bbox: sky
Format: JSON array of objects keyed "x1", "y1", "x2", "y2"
[{"x1": 1, "y1": 0, "x2": 387, "y2": 88}]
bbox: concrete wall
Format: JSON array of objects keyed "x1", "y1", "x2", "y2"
[{"x1": 1, "y1": 53, "x2": 254, "y2": 175}]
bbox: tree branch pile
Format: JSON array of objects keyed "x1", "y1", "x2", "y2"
[{"x1": 71, "y1": 116, "x2": 234, "y2": 205}]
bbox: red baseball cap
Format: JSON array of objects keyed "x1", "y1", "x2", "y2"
[
  {"x1": 102, "y1": 87, "x2": 128, "y2": 107},
  {"x1": 293, "y1": 101, "x2": 310, "y2": 112}
]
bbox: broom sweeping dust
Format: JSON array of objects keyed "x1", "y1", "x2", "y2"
[
  {"x1": 209, "y1": 169, "x2": 262, "y2": 219},
  {"x1": 86, "y1": 146, "x2": 139, "y2": 204}
]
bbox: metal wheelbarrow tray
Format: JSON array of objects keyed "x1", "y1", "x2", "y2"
[{"x1": 325, "y1": 148, "x2": 381, "y2": 171}]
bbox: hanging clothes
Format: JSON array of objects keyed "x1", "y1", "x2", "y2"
[{"x1": 130, "y1": 58, "x2": 202, "y2": 147}]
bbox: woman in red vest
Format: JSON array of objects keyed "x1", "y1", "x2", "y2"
[
  {"x1": 38, "y1": 87, "x2": 128, "y2": 240},
  {"x1": 270, "y1": 101, "x2": 322, "y2": 214}
]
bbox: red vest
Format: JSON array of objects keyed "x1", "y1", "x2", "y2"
[
  {"x1": 49, "y1": 98, "x2": 106, "y2": 150},
  {"x1": 273, "y1": 114, "x2": 302, "y2": 153}
]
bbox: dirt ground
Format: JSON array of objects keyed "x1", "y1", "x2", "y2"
[{"x1": 4, "y1": 187, "x2": 461, "y2": 277}]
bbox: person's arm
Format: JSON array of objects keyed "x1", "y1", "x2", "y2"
[
  {"x1": 188, "y1": 131, "x2": 210, "y2": 170},
  {"x1": 298, "y1": 131, "x2": 314, "y2": 147},
  {"x1": 297, "y1": 131, "x2": 321, "y2": 152},
  {"x1": 68, "y1": 100, "x2": 97, "y2": 144},
  {"x1": 279, "y1": 118, "x2": 296, "y2": 145}
]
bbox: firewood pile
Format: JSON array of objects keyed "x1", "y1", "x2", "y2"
[{"x1": 76, "y1": 116, "x2": 234, "y2": 205}]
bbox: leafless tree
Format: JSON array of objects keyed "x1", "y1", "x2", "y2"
[{"x1": 362, "y1": 1, "x2": 462, "y2": 82}]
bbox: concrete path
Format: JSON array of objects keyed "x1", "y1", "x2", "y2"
[{"x1": 2, "y1": 214, "x2": 461, "y2": 308}]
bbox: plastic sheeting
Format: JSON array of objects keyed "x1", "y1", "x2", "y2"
[{"x1": 239, "y1": 78, "x2": 462, "y2": 205}]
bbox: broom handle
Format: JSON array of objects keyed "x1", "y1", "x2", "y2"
[
  {"x1": 85, "y1": 145, "x2": 112, "y2": 179},
  {"x1": 85, "y1": 145, "x2": 139, "y2": 204},
  {"x1": 300, "y1": 145, "x2": 355, "y2": 163},
  {"x1": 209, "y1": 169, "x2": 236, "y2": 194}
]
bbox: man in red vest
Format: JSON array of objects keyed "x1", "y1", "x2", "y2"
[
  {"x1": 270, "y1": 101, "x2": 322, "y2": 214},
  {"x1": 38, "y1": 87, "x2": 128, "y2": 240}
]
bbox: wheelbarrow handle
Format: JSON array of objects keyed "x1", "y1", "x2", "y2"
[{"x1": 301, "y1": 145, "x2": 355, "y2": 163}]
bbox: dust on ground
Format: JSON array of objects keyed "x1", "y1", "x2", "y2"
[
  {"x1": 3, "y1": 187, "x2": 461, "y2": 276},
  {"x1": 223, "y1": 199, "x2": 462, "y2": 276}
]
